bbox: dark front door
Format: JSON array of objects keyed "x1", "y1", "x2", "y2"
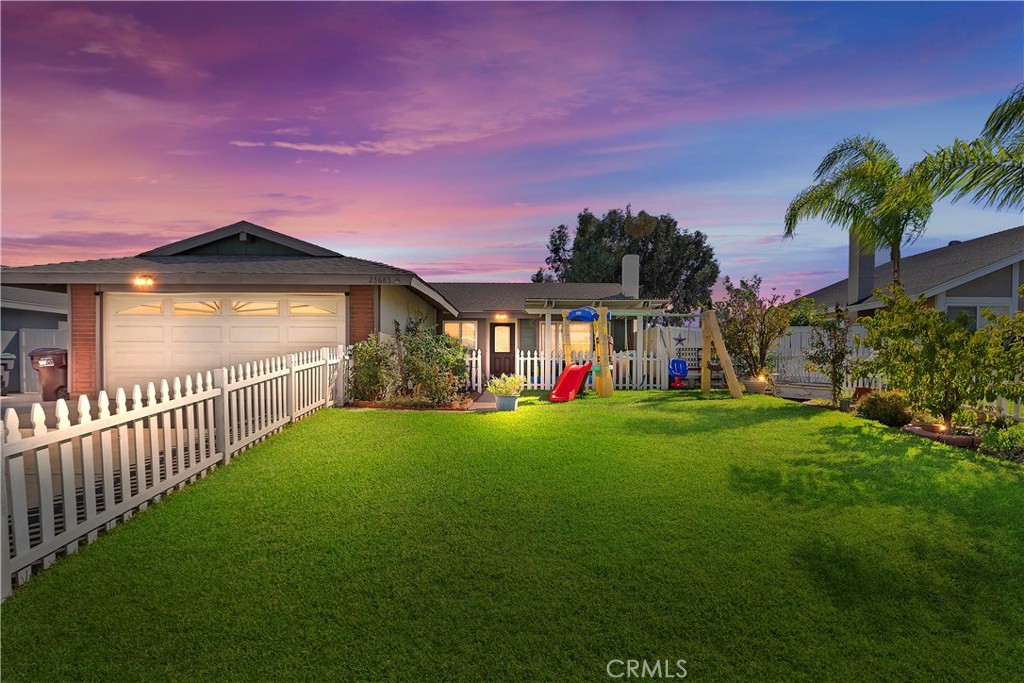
[{"x1": 490, "y1": 323, "x2": 515, "y2": 376}]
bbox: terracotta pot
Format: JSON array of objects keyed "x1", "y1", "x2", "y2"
[{"x1": 741, "y1": 379, "x2": 769, "y2": 394}]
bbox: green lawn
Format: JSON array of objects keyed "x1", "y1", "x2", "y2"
[{"x1": 2, "y1": 392, "x2": 1022, "y2": 682}]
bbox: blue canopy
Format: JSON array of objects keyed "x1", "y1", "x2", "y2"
[{"x1": 565, "y1": 306, "x2": 599, "y2": 322}]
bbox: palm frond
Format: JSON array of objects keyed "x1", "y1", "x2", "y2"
[{"x1": 983, "y1": 82, "x2": 1024, "y2": 144}]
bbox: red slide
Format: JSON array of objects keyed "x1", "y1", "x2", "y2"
[{"x1": 549, "y1": 362, "x2": 593, "y2": 403}]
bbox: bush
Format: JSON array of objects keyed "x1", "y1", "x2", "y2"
[
  {"x1": 397, "y1": 320, "x2": 468, "y2": 405},
  {"x1": 854, "y1": 390, "x2": 912, "y2": 428},
  {"x1": 349, "y1": 335, "x2": 399, "y2": 401},
  {"x1": 487, "y1": 374, "x2": 527, "y2": 396},
  {"x1": 980, "y1": 422, "x2": 1024, "y2": 462}
]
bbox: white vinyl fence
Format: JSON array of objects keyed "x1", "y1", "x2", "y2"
[
  {"x1": 1, "y1": 345, "x2": 347, "y2": 600},
  {"x1": 464, "y1": 349, "x2": 483, "y2": 393}
]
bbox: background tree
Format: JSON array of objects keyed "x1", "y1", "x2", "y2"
[
  {"x1": 534, "y1": 207, "x2": 720, "y2": 313},
  {"x1": 715, "y1": 275, "x2": 791, "y2": 379},
  {"x1": 784, "y1": 136, "x2": 935, "y2": 286},
  {"x1": 912, "y1": 83, "x2": 1024, "y2": 211}
]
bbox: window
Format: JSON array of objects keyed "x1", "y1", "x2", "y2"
[
  {"x1": 116, "y1": 301, "x2": 163, "y2": 315},
  {"x1": 231, "y1": 300, "x2": 280, "y2": 316},
  {"x1": 947, "y1": 305, "x2": 1010, "y2": 331},
  {"x1": 289, "y1": 300, "x2": 337, "y2": 316},
  {"x1": 443, "y1": 321, "x2": 478, "y2": 349},
  {"x1": 493, "y1": 325, "x2": 512, "y2": 353},
  {"x1": 173, "y1": 300, "x2": 222, "y2": 316}
]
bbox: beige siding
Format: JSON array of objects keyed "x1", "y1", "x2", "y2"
[
  {"x1": 946, "y1": 266, "x2": 1013, "y2": 297},
  {"x1": 378, "y1": 285, "x2": 436, "y2": 336},
  {"x1": 1019, "y1": 260, "x2": 1024, "y2": 311}
]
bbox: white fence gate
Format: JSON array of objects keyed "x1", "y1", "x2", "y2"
[{"x1": 1, "y1": 345, "x2": 347, "y2": 599}]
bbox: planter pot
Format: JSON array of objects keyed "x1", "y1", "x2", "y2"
[
  {"x1": 741, "y1": 379, "x2": 769, "y2": 394},
  {"x1": 495, "y1": 394, "x2": 521, "y2": 412}
]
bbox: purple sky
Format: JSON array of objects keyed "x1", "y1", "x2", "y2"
[{"x1": 2, "y1": 2, "x2": 1022, "y2": 294}]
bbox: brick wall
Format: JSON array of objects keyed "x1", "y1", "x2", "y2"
[
  {"x1": 348, "y1": 286, "x2": 376, "y2": 343},
  {"x1": 69, "y1": 284, "x2": 98, "y2": 397}
]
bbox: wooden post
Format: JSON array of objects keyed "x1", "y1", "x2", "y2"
[
  {"x1": 701, "y1": 310, "x2": 744, "y2": 399},
  {"x1": 320, "y1": 347, "x2": 332, "y2": 407},
  {"x1": 211, "y1": 367, "x2": 232, "y2": 464},
  {"x1": 700, "y1": 319, "x2": 712, "y2": 393}
]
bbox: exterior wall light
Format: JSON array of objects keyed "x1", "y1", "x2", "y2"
[{"x1": 132, "y1": 275, "x2": 155, "y2": 288}]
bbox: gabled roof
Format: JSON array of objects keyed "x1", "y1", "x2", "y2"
[
  {"x1": 0, "y1": 285, "x2": 68, "y2": 315},
  {"x1": 803, "y1": 225, "x2": 1024, "y2": 309},
  {"x1": 430, "y1": 282, "x2": 625, "y2": 314},
  {"x1": 139, "y1": 220, "x2": 340, "y2": 257}
]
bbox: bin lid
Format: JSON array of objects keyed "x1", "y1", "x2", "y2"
[
  {"x1": 0, "y1": 353, "x2": 16, "y2": 360},
  {"x1": 29, "y1": 347, "x2": 67, "y2": 356}
]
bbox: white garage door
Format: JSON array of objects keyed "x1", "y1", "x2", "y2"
[{"x1": 103, "y1": 293, "x2": 346, "y2": 391}]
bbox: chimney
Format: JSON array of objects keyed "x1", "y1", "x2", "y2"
[
  {"x1": 847, "y1": 233, "x2": 874, "y2": 305},
  {"x1": 622, "y1": 254, "x2": 640, "y2": 299}
]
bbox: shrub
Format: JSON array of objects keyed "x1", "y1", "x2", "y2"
[
  {"x1": 715, "y1": 275, "x2": 792, "y2": 379},
  {"x1": 397, "y1": 319, "x2": 468, "y2": 405},
  {"x1": 980, "y1": 422, "x2": 1024, "y2": 462},
  {"x1": 804, "y1": 303, "x2": 853, "y2": 406},
  {"x1": 487, "y1": 374, "x2": 527, "y2": 396},
  {"x1": 854, "y1": 390, "x2": 912, "y2": 428},
  {"x1": 349, "y1": 335, "x2": 399, "y2": 401}
]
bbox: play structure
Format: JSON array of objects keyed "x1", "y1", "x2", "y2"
[
  {"x1": 549, "y1": 306, "x2": 613, "y2": 402},
  {"x1": 549, "y1": 308, "x2": 743, "y2": 402}
]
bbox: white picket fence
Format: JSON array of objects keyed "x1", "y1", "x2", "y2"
[
  {"x1": 464, "y1": 349, "x2": 483, "y2": 393},
  {"x1": 1, "y1": 345, "x2": 347, "y2": 599},
  {"x1": 515, "y1": 350, "x2": 669, "y2": 391}
]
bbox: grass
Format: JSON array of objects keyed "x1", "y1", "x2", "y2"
[{"x1": 2, "y1": 392, "x2": 1022, "y2": 682}]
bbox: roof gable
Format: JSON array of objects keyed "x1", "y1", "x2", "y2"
[{"x1": 138, "y1": 221, "x2": 339, "y2": 257}]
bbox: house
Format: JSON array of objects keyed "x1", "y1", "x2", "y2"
[
  {"x1": 803, "y1": 225, "x2": 1024, "y2": 327},
  {"x1": 0, "y1": 221, "x2": 665, "y2": 395},
  {"x1": 0, "y1": 284, "x2": 68, "y2": 393}
]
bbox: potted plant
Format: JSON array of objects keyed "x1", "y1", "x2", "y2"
[{"x1": 487, "y1": 374, "x2": 527, "y2": 412}]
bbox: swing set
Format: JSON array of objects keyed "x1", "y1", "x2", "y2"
[{"x1": 548, "y1": 307, "x2": 743, "y2": 402}]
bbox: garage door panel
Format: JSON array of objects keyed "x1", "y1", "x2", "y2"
[
  {"x1": 288, "y1": 326, "x2": 342, "y2": 343},
  {"x1": 229, "y1": 326, "x2": 280, "y2": 343},
  {"x1": 171, "y1": 351, "x2": 226, "y2": 371},
  {"x1": 110, "y1": 325, "x2": 165, "y2": 343},
  {"x1": 172, "y1": 326, "x2": 223, "y2": 343}
]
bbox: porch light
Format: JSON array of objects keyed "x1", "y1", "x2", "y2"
[
  {"x1": 132, "y1": 275, "x2": 155, "y2": 288},
  {"x1": 496, "y1": 313, "x2": 508, "y2": 320}
]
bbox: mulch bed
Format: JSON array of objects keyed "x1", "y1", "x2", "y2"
[{"x1": 347, "y1": 397, "x2": 476, "y2": 411}]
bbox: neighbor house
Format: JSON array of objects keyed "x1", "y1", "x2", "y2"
[
  {"x1": 803, "y1": 225, "x2": 1024, "y2": 326},
  {"x1": 0, "y1": 284, "x2": 68, "y2": 393},
  {"x1": 1, "y1": 221, "x2": 664, "y2": 396}
]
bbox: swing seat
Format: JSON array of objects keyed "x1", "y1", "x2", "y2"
[{"x1": 668, "y1": 359, "x2": 688, "y2": 389}]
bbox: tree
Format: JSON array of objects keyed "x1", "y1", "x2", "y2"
[
  {"x1": 912, "y1": 83, "x2": 1024, "y2": 211},
  {"x1": 715, "y1": 275, "x2": 791, "y2": 379},
  {"x1": 855, "y1": 286, "x2": 1023, "y2": 432},
  {"x1": 784, "y1": 136, "x2": 935, "y2": 286},
  {"x1": 534, "y1": 207, "x2": 719, "y2": 313},
  {"x1": 804, "y1": 303, "x2": 853, "y2": 406}
]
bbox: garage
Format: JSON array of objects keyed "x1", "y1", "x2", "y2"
[{"x1": 103, "y1": 293, "x2": 346, "y2": 391}]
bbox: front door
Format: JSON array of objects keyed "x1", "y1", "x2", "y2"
[{"x1": 490, "y1": 323, "x2": 515, "y2": 377}]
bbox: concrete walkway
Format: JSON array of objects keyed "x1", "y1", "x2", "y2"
[{"x1": 470, "y1": 390, "x2": 496, "y2": 412}]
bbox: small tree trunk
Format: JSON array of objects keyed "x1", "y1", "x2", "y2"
[
  {"x1": 394, "y1": 320, "x2": 408, "y2": 396},
  {"x1": 890, "y1": 244, "x2": 901, "y2": 287}
]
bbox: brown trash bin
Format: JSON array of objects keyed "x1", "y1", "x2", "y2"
[{"x1": 29, "y1": 348, "x2": 70, "y2": 401}]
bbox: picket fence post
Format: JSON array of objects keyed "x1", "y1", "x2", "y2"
[
  {"x1": 286, "y1": 353, "x2": 296, "y2": 422},
  {"x1": 211, "y1": 367, "x2": 231, "y2": 464}
]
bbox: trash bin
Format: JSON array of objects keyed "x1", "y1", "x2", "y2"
[
  {"x1": 0, "y1": 353, "x2": 15, "y2": 396},
  {"x1": 29, "y1": 348, "x2": 69, "y2": 401}
]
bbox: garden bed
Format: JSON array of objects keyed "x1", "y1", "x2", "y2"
[{"x1": 349, "y1": 396, "x2": 476, "y2": 411}]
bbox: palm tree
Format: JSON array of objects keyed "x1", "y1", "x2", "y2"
[
  {"x1": 913, "y1": 83, "x2": 1024, "y2": 211},
  {"x1": 784, "y1": 135, "x2": 934, "y2": 287}
]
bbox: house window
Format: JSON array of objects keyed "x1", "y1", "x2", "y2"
[
  {"x1": 443, "y1": 321, "x2": 478, "y2": 349},
  {"x1": 173, "y1": 300, "x2": 222, "y2": 316},
  {"x1": 551, "y1": 322, "x2": 594, "y2": 353},
  {"x1": 289, "y1": 300, "x2": 338, "y2": 316},
  {"x1": 116, "y1": 301, "x2": 164, "y2": 316},
  {"x1": 947, "y1": 305, "x2": 1010, "y2": 331},
  {"x1": 231, "y1": 300, "x2": 280, "y2": 316}
]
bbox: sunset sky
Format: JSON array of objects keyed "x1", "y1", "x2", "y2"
[{"x1": 2, "y1": 2, "x2": 1021, "y2": 294}]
